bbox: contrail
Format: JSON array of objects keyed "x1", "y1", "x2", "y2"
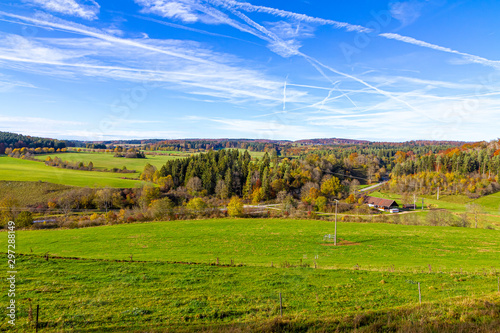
[
  {"x1": 215, "y1": 0, "x2": 371, "y2": 33},
  {"x1": 212, "y1": 2, "x2": 440, "y2": 121},
  {"x1": 380, "y1": 32, "x2": 500, "y2": 70},
  {"x1": 0, "y1": 11, "x2": 215, "y2": 65}
]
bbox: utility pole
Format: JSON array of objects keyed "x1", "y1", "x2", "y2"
[{"x1": 334, "y1": 199, "x2": 338, "y2": 246}]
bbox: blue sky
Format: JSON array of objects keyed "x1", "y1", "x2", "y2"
[{"x1": 0, "y1": 0, "x2": 499, "y2": 141}]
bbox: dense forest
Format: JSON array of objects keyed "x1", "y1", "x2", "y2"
[
  {"x1": 0, "y1": 131, "x2": 70, "y2": 154},
  {"x1": 154, "y1": 149, "x2": 352, "y2": 203},
  {"x1": 388, "y1": 141, "x2": 500, "y2": 198}
]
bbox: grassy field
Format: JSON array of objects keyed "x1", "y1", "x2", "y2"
[
  {"x1": 1, "y1": 255, "x2": 499, "y2": 332},
  {"x1": 34, "y1": 152, "x2": 183, "y2": 172},
  {"x1": 3, "y1": 219, "x2": 500, "y2": 332},
  {"x1": 0, "y1": 156, "x2": 147, "y2": 188},
  {"x1": 15, "y1": 219, "x2": 500, "y2": 272},
  {"x1": 0, "y1": 181, "x2": 73, "y2": 206},
  {"x1": 473, "y1": 193, "x2": 500, "y2": 214}
]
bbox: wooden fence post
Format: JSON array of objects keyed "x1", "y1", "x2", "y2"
[
  {"x1": 418, "y1": 282, "x2": 421, "y2": 304},
  {"x1": 279, "y1": 292, "x2": 283, "y2": 317},
  {"x1": 36, "y1": 304, "x2": 39, "y2": 333}
]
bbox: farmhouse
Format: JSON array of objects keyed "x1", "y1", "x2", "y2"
[{"x1": 364, "y1": 196, "x2": 399, "y2": 211}]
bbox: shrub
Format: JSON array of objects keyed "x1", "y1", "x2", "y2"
[
  {"x1": 186, "y1": 197, "x2": 207, "y2": 212},
  {"x1": 227, "y1": 196, "x2": 244, "y2": 217},
  {"x1": 15, "y1": 211, "x2": 33, "y2": 229},
  {"x1": 149, "y1": 197, "x2": 174, "y2": 220}
]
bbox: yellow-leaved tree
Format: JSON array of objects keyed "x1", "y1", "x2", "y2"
[{"x1": 227, "y1": 196, "x2": 243, "y2": 217}]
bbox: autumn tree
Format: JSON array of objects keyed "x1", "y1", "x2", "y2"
[
  {"x1": 227, "y1": 196, "x2": 244, "y2": 217},
  {"x1": 140, "y1": 163, "x2": 157, "y2": 182},
  {"x1": 15, "y1": 211, "x2": 33, "y2": 228},
  {"x1": 320, "y1": 176, "x2": 341, "y2": 198},
  {"x1": 157, "y1": 175, "x2": 174, "y2": 191},
  {"x1": 0, "y1": 197, "x2": 19, "y2": 226},
  {"x1": 186, "y1": 197, "x2": 207, "y2": 212},
  {"x1": 315, "y1": 196, "x2": 327, "y2": 211},
  {"x1": 149, "y1": 197, "x2": 174, "y2": 220},
  {"x1": 139, "y1": 186, "x2": 161, "y2": 208}
]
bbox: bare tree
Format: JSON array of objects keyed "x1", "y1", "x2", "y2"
[
  {"x1": 349, "y1": 179, "x2": 360, "y2": 195},
  {"x1": 466, "y1": 203, "x2": 483, "y2": 229},
  {"x1": 95, "y1": 188, "x2": 113, "y2": 213},
  {"x1": 186, "y1": 176, "x2": 203, "y2": 193}
]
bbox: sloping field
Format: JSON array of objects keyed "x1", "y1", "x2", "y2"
[
  {"x1": 0, "y1": 156, "x2": 146, "y2": 188},
  {"x1": 33, "y1": 152, "x2": 182, "y2": 172},
  {"x1": 3, "y1": 219, "x2": 500, "y2": 332},
  {"x1": 15, "y1": 219, "x2": 500, "y2": 272}
]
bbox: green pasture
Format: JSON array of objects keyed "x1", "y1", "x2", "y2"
[
  {"x1": 473, "y1": 193, "x2": 500, "y2": 214},
  {"x1": 0, "y1": 156, "x2": 146, "y2": 188},
  {"x1": 14, "y1": 219, "x2": 500, "y2": 273},
  {"x1": 2, "y1": 236, "x2": 500, "y2": 332},
  {"x1": 33, "y1": 152, "x2": 181, "y2": 172}
]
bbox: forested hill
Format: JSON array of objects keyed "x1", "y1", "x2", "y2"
[
  {"x1": 389, "y1": 141, "x2": 500, "y2": 198},
  {"x1": 157, "y1": 149, "x2": 348, "y2": 202},
  {"x1": 0, "y1": 131, "x2": 70, "y2": 153}
]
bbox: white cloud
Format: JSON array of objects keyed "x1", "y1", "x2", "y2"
[
  {"x1": 24, "y1": 0, "x2": 100, "y2": 20},
  {"x1": 0, "y1": 28, "x2": 312, "y2": 105},
  {"x1": 135, "y1": 0, "x2": 199, "y2": 23},
  {"x1": 389, "y1": 1, "x2": 425, "y2": 26},
  {"x1": 0, "y1": 33, "x2": 90, "y2": 63},
  {"x1": 266, "y1": 21, "x2": 315, "y2": 40}
]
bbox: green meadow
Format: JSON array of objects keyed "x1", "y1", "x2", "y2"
[
  {"x1": 33, "y1": 152, "x2": 183, "y2": 172},
  {"x1": 3, "y1": 219, "x2": 500, "y2": 332},
  {"x1": 1, "y1": 255, "x2": 499, "y2": 332},
  {"x1": 0, "y1": 156, "x2": 146, "y2": 188},
  {"x1": 15, "y1": 219, "x2": 500, "y2": 272}
]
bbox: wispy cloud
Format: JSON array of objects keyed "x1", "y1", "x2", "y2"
[
  {"x1": 0, "y1": 74, "x2": 37, "y2": 92},
  {"x1": 389, "y1": 0, "x2": 425, "y2": 27},
  {"x1": 0, "y1": 11, "x2": 216, "y2": 65},
  {"x1": 0, "y1": 29, "x2": 313, "y2": 105},
  {"x1": 265, "y1": 20, "x2": 315, "y2": 40},
  {"x1": 186, "y1": 115, "x2": 328, "y2": 140},
  {"x1": 69, "y1": 129, "x2": 186, "y2": 140},
  {"x1": 0, "y1": 116, "x2": 85, "y2": 126},
  {"x1": 135, "y1": 0, "x2": 199, "y2": 23},
  {"x1": 379, "y1": 33, "x2": 500, "y2": 70},
  {"x1": 24, "y1": 0, "x2": 100, "y2": 20}
]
